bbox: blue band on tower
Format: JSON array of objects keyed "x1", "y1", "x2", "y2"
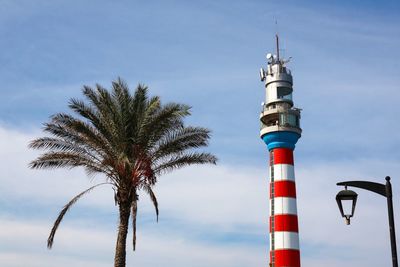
[{"x1": 262, "y1": 131, "x2": 301, "y2": 151}]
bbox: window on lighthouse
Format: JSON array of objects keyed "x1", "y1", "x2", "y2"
[
  {"x1": 277, "y1": 87, "x2": 292, "y2": 102},
  {"x1": 279, "y1": 113, "x2": 298, "y2": 127}
]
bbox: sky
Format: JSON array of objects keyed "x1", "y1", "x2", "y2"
[{"x1": 1, "y1": 0, "x2": 400, "y2": 266}]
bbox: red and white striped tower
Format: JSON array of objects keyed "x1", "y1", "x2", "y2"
[{"x1": 259, "y1": 35, "x2": 302, "y2": 267}]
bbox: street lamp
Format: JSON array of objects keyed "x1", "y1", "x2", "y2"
[{"x1": 335, "y1": 176, "x2": 398, "y2": 267}]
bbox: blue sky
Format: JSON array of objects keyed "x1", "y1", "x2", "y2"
[{"x1": 1, "y1": 1, "x2": 400, "y2": 266}]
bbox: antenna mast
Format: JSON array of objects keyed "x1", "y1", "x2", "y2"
[{"x1": 276, "y1": 34, "x2": 280, "y2": 62}]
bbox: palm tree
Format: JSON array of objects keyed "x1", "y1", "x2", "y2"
[{"x1": 29, "y1": 78, "x2": 217, "y2": 267}]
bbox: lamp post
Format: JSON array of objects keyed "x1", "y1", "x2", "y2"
[{"x1": 336, "y1": 176, "x2": 398, "y2": 267}]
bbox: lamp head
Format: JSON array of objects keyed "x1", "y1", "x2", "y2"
[{"x1": 336, "y1": 187, "x2": 358, "y2": 225}]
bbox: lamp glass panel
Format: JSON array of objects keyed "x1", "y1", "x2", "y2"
[{"x1": 341, "y1": 199, "x2": 354, "y2": 216}]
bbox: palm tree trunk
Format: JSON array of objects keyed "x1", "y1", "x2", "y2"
[
  {"x1": 114, "y1": 201, "x2": 131, "y2": 267},
  {"x1": 132, "y1": 200, "x2": 137, "y2": 251}
]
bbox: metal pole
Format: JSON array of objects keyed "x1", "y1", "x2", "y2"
[
  {"x1": 276, "y1": 34, "x2": 280, "y2": 62},
  {"x1": 386, "y1": 176, "x2": 398, "y2": 267}
]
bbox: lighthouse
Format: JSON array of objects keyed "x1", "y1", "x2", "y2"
[{"x1": 259, "y1": 35, "x2": 302, "y2": 267}]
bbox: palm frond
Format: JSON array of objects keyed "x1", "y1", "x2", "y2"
[
  {"x1": 127, "y1": 84, "x2": 148, "y2": 147},
  {"x1": 137, "y1": 103, "x2": 190, "y2": 149},
  {"x1": 97, "y1": 84, "x2": 126, "y2": 145},
  {"x1": 131, "y1": 84, "x2": 148, "y2": 117},
  {"x1": 151, "y1": 126, "x2": 211, "y2": 160},
  {"x1": 29, "y1": 137, "x2": 83, "y2": 152},
  {"x1": 68, "y1": 98, "x2": 115, "y2": 150},
  {"x1": 112, "y1": 78, "x2": 131, "y2": 114},
  {"x1": 153, "y1": 152, "x2": 217, "y2": 175},
  {"x1": 43, "y1": 114, "x2": 108, "y2": 157},
  {"x1": 143, "y1": 185, "x2": 159, "y2": 222},
  {"x1": 29, "y1": 151, "x2": 107, "y2": 174},
  {"x1": 47, "y1": 182, "x2": 111, "y2": 248}
]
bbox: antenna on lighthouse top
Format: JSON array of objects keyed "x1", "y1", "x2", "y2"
[
  {"x1": 276, "y1": 34, "x2": 280, "y2": 62},
  {"x1": 274, "y1": 17, "x2": 280, "y2": 62}
]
